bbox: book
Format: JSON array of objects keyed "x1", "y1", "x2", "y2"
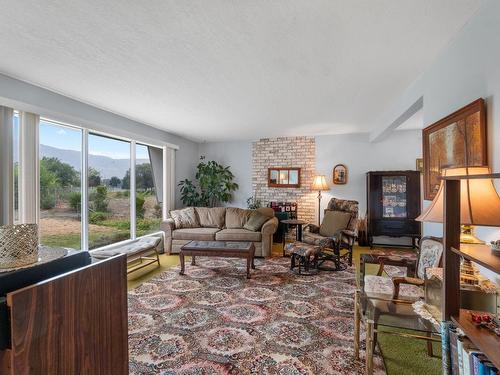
[
  {"x1": 457, "y1": 336, "x2": 465, "y2": 375},
  {"x1": 450, "y1": 328, "x2": 460, "y2": 375},
  {"x1": 461, "y1": 340, "x2": 480, "y2": 375}
]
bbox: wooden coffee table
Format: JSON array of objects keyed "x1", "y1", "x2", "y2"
[{"x1": 179, "y1": 240, "x2": 256, "y2": 278}]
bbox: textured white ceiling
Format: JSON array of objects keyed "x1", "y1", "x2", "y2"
[{"x1": 0, "y1": 0, "x2": 483, "y2": 142}]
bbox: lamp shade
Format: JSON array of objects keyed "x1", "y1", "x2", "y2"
[
  {"x1": 416, "y1": 167, "x2": 500, "y2": 226},
  {"x1": 312, "y1": 175, "x2": 329, "y2": 191}
]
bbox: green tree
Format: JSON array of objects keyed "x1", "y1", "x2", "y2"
[
  {"x1": 136, "y1": 192, "x2": 146, "y2": 219},
  {"x1": 178, "y1": 156, "x2": 238, "y2": 207},
  {"x1": 41, "y1": 157, "x2": 79, "y2": 187},
  {"x1": 121, "y1": 170, "x2": 130, "y2": 190},
  {"x1": 40, "y1": 160, "x2": 58, "y2": 209},
  {"x1": 88, "y1": 168, "x2": 101, "y2": 187},
  {"x1": 136, "y1": 163, "x2": 154, "y2": 191},
  {"x1": 90, "y1": 185, "x2": 109, "y2": 212},
  {"x1": 69, "y1": 192, "x2": 81, "y2": 212},
  {"x1": 109, "y1": 176, "x2": 121, "y2": 187}
]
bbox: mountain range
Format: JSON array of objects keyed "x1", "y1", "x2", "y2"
[{"x1": 40, "y1": 144, "x2": 148, "y2": 179}]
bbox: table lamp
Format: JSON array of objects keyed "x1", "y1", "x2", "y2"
[
  {"x1": 416, "y1": 166, "x2": 500, "y2": 244},
  {"x1": 312, "y1": 175, "x2": 329, "y2": 225}
]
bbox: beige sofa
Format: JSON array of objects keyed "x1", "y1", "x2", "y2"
[{"x1": 161, "y1": 207, "x2": 278, "y2": 257}]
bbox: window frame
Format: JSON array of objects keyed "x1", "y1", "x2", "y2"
[{"x1": 33, "y1": 117, "x2": 168, "y2": 251}]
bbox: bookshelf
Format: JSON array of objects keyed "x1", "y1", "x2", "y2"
[
  {"x1": 451, "y1": 309, "x2": 500, "y2": 369},
  {"x1": 450, "y1": 244, "x2": 500, "y2": 273},
  {"x1": 442, "y1": 175, "x2": 500, "y2": 374}
]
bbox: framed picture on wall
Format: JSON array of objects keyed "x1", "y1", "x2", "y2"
[
  {"x1": 268, "y1": 168, "x2": 301, "y2": 188},
  {"x1": 333, "y1": 164, "x2": 348, "y2": 184},
  {"x1": 423, "y1": 98, "x2": 487, "y2": 200}
]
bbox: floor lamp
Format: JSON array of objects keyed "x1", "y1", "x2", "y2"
[{"x1": 312, "y1": 175, "x2": 329, "y2": 226}]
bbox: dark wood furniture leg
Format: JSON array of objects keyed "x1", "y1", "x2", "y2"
[
  {"x1": 246, "y1": 255, "x2": 251, "y2": 279},
  {"x1": 191, "y1": 255, "x2": 196, "y2": 265},
  {"x1": 297, "y1": 224, "x2": 303, "y2": 241},
  {"x1": 179, "y1": 251, "x2": 185, "y2": 275}
]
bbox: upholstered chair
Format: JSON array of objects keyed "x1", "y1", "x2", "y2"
[
  {"x1": 302, "y1": 197, "x2": 359, "y2": 268},
  {"x1": 363, "y1": 236, "x2": 443, "y2": 300}
]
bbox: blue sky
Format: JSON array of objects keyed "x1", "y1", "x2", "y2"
[{"x1": 39, "y1": 119, "x2": 150, "y2": 159}]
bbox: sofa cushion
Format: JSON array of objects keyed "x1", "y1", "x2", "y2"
[
  {"x1": 225, "y1": 207, "x2": 252, "y2": 229},
  {"x1": 215, "y1": 228, "x2": 262, "y2": 242},
  {"x1": 92, "y1": 236, "x2": 161, "y2": 258},
  {"x1": 319, "y1": 210, "x2": 351, "y2": 237},
  {"x1": 172, "y1": 228, "x2": 220, "y2": 241},
  {"x1": 170, "y1": 207, "x2": 200, "y2": 229},
  {"x1": 243, "y1": 211, "x2": 269, "y2": 231},
  {"x1": 195, "y1": 207, "x2": 226, "y2": 228}
]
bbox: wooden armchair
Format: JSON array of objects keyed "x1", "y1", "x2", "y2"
[
  {"x1": 302, "y1": 197, "x2": 359, "y2": 269},
  {"x1": 364, "y1": 236, "x2": 443, "y2": 300}
]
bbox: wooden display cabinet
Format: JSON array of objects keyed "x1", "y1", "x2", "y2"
[{"x1": 366, "y1": 170, "x2": 422, "y2": 248}]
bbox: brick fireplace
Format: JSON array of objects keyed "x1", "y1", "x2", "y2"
[{"x1": 251, "y1": 136, "x2": 316, "y2": 223}]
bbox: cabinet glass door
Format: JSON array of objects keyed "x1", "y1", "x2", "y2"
[{"x1": 381, "y1": 176, "x2": 407, "y2": 218}]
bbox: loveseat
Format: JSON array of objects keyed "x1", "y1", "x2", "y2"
[{"x1": 161, "y1": 207, "x2": 278, "y2": 257}]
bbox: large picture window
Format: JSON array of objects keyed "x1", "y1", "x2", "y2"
[
  {"x1": 25, "y1": 116, "x2": 168, "y2": 251},
  {"x1": 39, "y1": 119, "x2": 83, "y2": 249},
  {"x1": 88, "y1": 133, "x2": 131, "y2": 249}
]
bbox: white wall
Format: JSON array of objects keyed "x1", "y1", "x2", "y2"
[
  {"x1": 0, "y1": 73, "x2": 199, "y2": 208},
  {"x1": 371, "y1": 0, "x2": 500, "y2": 282},
  {"x1": 315, "y1": 130, "x2": 421, "y2": 215},
  {"x1": 372, "y1": 0, "x2": 500, "y2": 242},
  {"x1": 198, "y1": 141, "x2": 253, "y2": 207},
  {"x1": 198, "y1": 130, "x2": 422, "y2": 216}
]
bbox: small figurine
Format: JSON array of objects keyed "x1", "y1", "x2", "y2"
[{"x1": 490, "y1": 240, "x2": 500, "y2": 254}]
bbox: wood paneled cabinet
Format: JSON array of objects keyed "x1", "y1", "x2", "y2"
[
  {"x1": 366, "y1": 171, "x2": 421, "y2": 248},
  {"x1": 0, "y1": 253, "x2": 128, "y2": 375}
]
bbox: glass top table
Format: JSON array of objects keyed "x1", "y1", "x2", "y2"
[
  {"x1": 179, "y1": 240, "x2": 256, "y2": 279},
  {"x1": 354, "y1": 290, "x2": 440, "y2": 374}
]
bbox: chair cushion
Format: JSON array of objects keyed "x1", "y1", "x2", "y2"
[
  {"x1": 172, "y1": 228, "x2": 220, "y2": 241},
  {"x1": 225, "y1": 208, "x2": 252, "y2": 229},
  {"x1": 303, "y1": 231, "x2": 335, "y2": 248},
  {"x1": 326, "y1": 198, "x2": 359, "y2": 231},
  {"x1": 364, "y1": 275, "x2": 424, "y2": 301},
  {"x1": 417, "y1": 238, "x2": 443, "y2": 279},
  {"x1": 170, "y1": 207, "x2": 200, "y2": 229},
  {"x1": 284, "y1": 241, "x2": 321, "y2": 258},
  {"x1": 319, "y1": 211, "x2": 351, "y2": 237},
  {"x1": 243, "y1": 211, "x2": 269, "y2": 231},
  {"x1": 195, "y1": 207, "x2": 226, "y2": 228},
  {"x1": 215, "y1": 228, "x2": 262, "y2": 242}
]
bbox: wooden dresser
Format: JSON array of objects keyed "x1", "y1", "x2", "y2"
[{"x1": 0, "y1": 252, "x2": 128, "y2": 374}]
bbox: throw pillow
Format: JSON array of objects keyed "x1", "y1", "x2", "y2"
[
  {"x1": 225, "y1": 207, "x2": 252, "y2": 229},
  {"x1": 170, "y1": 207, "x2": 200, "y2": 229},
  {"x1": 319, "y1": 211, "x2": 352, "y2": 237},
  {"x1": 195, "y1": 207, "x2": 226, "y2": 228},
  {"x1": 243, "y1": 211, "x2": 269, "y2": 231}
]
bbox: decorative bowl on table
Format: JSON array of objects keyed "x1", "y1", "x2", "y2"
[{"x1": 0, "y1": 224, "x2": 39, "y2": 269}]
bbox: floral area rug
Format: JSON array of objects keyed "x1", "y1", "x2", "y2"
[{"x1": 128, "y1": 256, "x2": 385, "y2": 374}]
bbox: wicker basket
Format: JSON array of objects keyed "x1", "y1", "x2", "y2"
[{"x1": 0, "y1": 224, "x2": 39, "y2": 269}]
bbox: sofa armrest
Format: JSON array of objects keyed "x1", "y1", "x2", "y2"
[
  {"x1": 261, "y1": 217, "x2": 278, "y2": 236},
  {"x1": 161, "y1": 218, "x2": 175, "y2": 238}
]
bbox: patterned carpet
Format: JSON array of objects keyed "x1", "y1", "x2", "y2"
[{"x1": 128, "y1": 256, "x2": 385, "y2": 374}]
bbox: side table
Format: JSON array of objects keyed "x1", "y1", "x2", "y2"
[{"x1": 281, "y1": 219, "x2": 308, "y2": 256}]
